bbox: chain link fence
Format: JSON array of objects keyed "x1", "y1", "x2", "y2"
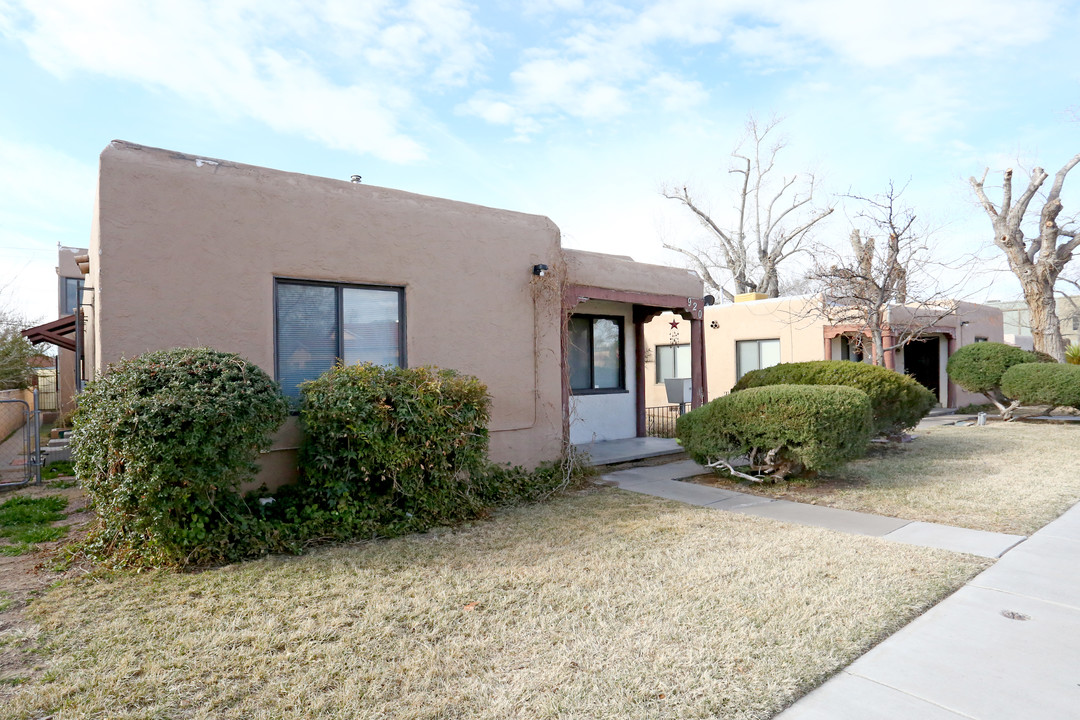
[{"x1": 1, "y1": 389, "x2": 42, "y2": 490}]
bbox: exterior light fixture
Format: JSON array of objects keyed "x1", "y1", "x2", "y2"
[
  {"x1": 532, "y1": 264, "x2": 549, "y2": 277},
  {"x1": 350, "y1": 175, "x2": 362, "y2": 183},
  {"x1": 704, "y1": 294, "x2": 716, "y2": 306}
]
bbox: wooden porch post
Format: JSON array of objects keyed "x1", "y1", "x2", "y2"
[
  {"x1": 635, "y1": 319, "x2": 647, "y2": 436},
  {"x1": 946, "y1": 334, "x2": 957, "y2": 408},
  {"x1": 882, "y1": 332, "x2": 896, "y2": 370},
  {"x1": 691, "y1": 316, "x2": 706, "y2": 409}
]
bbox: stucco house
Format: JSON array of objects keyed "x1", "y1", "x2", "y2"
[
  {"x1": 52, "y1": 141, "x2": 705, "y2": 488},
  {"x1": 644, "y1": 293, "x2": 1003, "y2": 415}
]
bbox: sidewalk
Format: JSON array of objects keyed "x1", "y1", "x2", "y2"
[
  {"x1": 602, "y1": 460, "x2": 1023, "y2": 558},
  {"x1": 599, "y1": 458, "x2": 1080, "y2": 719},
  {"x1": 777, "y1": 501, "x2": 1080, "y2": 719}
]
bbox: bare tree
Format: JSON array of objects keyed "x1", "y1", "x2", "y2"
[
  {"x1": 970, "y1": 154, "x2": 1080, "y2": 361},
  {"x1": 662, "y1": 116, "x2": 834, "y2": 298},
  {"x1": 808, "y1": 184, "x2": 961, "y2": 366}
]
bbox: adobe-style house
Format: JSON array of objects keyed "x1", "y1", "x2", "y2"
[
  {"x1": 644, "y1": 294, "x2": 1003, "y2": 412},
  {"x1": 55, "y1": 141, "x2": 704, "y2": 488}
]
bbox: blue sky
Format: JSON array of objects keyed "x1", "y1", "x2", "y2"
[{"x1": 2, "y1": 0, "x2": 1079, "y2": 324}]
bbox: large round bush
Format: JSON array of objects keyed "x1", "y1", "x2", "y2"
[
  {"x1": 1000, "y1": 363, "x2": 1080, "y2": 409},
  {"x1": 73, "y1": 347, "x2": 288, "y2": 565},
  {"x1": 946, "y1": 342, "x2": 1054, "y2": 395},
  {"x1": 731, "y1": 360, "x2": 935, "y2": 436},
  {"x1": 292, "y1": 363, "x2": 492, "y2": 537},
  {"x1": 677, "y1": 384, "x2": 873, "y2": 478}
]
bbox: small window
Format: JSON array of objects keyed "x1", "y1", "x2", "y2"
[
  {"x1": 275, "y1": 279, "x2": 405, "y2": 398},
  {"x1": 569, "y1": 314, "x2": 625, "y2": 393},
  {"x1": 61, "y1": 277, "x2": 84, "y2": 316},
  {"x1": 1072, "y1": 315, "x2": 1079, "y2": 331},
  {"x1": 736, "y1": 338, "x2": 781, "y2": 380},
  {"x1": 974, "y1": 336, "x2": 988, "y2": 343},
  {"x1": 655, "y1": 343, "x2": 691, "y2": 383}
]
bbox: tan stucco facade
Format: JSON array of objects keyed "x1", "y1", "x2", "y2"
[
  {"x1": 645, "y1": 296, "x2": 1004, "y2": 410},
  {"x1": 86, "y1": 141, "x2": 703, "y2": 488}
]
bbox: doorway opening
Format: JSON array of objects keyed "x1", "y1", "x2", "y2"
[{"x1": 904, "y1": 336, "x2": 940, "y2": 403}]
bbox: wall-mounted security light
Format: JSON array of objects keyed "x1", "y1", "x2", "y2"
[
  {"x1": 532, "y1": 264, "x2": 549, "y2": 277},
  {"x1": 704, "y1": 294, "x2": 716, "y2": 306},
  {"x1": 350, "y1": 175, "x2": 362, "y2": 183}
]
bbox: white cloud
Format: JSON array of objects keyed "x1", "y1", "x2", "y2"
[
  {"x1": 763, "y1": 0, "x2": 1060, "y2": 68},
  {"x1": 462, "y1": 0, "x2": 1061, "y2": 136},
  {"x1": 4, "y1": 0, "x2": 490, "y2": 163}
]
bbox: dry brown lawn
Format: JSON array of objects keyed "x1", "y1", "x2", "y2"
[
  {"x1": 3, "y1": 489, "x2": 987, "y2": 719},
  {"x1": 696, "y1": 423, "x2": 1080, "y2": 535}
]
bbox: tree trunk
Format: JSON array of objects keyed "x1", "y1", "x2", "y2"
[
  {"x1": 1024, "y1": 279, "x2": 1066, "y2": 359},
  {"x1": 871, "y1": 330, "x2": 885, "y2": 366}
]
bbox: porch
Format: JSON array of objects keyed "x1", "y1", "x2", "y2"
[{"x1": 574, "y1": 436, "x2": 684, "y2": 466}]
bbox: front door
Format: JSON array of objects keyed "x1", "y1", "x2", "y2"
[{"x1": 904, "y1": 337, "x2": 940, "y2": 402}]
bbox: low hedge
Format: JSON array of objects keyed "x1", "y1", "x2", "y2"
[
  {"x1": 946, "y1": 342, "x2": 1054, "y2": 395},
  {"x1": 275, "y1": 363, "x2": 495, "y2": 540},
  {"x1": 72, "y1": 352, "x2": 575, "y2": 567},
  {"x1": 676, "y1": 384, "x2": 873, "y2": 478},
  {"x1": 1000, "y1": 363, "x2": 1080, "y2": 409},
  {"x1": 731, "y1": 360, "x2": 935, "y2": 436},
  {"x1": 73, "y1": 347, "x2": 289, "y2": 565}
]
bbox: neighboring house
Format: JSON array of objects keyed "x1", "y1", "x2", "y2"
[
  {"x1": 52, "y1": 141, "x2": 705, "y2": 489},
  {"x1": 644, "y1": 294, "x2": 1003, "y2": 411},
  {"x1": 986, "y1": 296, "x2": 1080, "y2": 350},
  {"x1": 22, "y1": 246, "x2": 89, "y2": 417}
]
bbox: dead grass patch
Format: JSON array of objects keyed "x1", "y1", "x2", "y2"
[
  {"x1": 4, "y1": 489, "x2": 987, "y2": 719},
  {"x1": 695, "y1": 424, "x2": 1080, "y2": 534}
]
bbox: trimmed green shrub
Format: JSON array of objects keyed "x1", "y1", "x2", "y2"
[
  {"x1": 676, "y1": 384, "x2": 873, "y2": 478},
  {"x1": 946, "y1": 342, "x2": 1053, "y2": 395},
  {"x1": 280, "y1": 363, "x2": 494, "y2": 540},
  {"x1": 73, "y1": 348, "x2": 289, "y2": 565},
  {"x1": 947, "y1": 341, "x2": 1057, "y2": 418},
  {"x1": 731, "y1": 360, "x2": 936, "y2": 436},
  {"x1": 1000, "y1": 363, "x2": 1080, "y2": 409}
]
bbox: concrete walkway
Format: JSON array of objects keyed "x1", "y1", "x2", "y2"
[
  {"x1": 602, "y1": 458, "x2": 1080, "y2": 718},
  {"x1": 777, "y1": 501, "x2": 1080, "y2": 719},
  {"x1": 602, "y1": 460, "x2": 1024, "y2": 558}
]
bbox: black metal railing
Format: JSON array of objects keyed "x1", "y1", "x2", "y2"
[{"x1": 645, "y1": 405, "x2": 684, "y2": 438}]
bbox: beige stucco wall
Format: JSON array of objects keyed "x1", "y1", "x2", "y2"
[
  {"x1": 90, "y1": 141, "x2": 567, "y2": 488},
  {"x1": 645, "y1": 296, "x2": 826, "y2": 407},
  {"x1": 0, "y1": 389, "x2": 34, "y2": 441},
  {"x1": 564, "y1": 249, "x2": 702, "y2": 300}
]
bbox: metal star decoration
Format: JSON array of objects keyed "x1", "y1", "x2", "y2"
[{"x1": 669, "y1": 319, "x2": 679, "y2": 329}]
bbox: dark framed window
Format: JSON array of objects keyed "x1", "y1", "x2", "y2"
[
  {"x1": 655, "y1": 343, "x2": 691, "y2": 383},
  {"x1": 569, "y1": 314, "x2": 625, "y2": 393},
  {"x1": 974, "y1": 336, "x2": 988, "y2": 343},
  {"x1": 275, "y1": 278, "x2": 405, "y2": 398},
  {"x1": 736, "y1": 338, "x2": 780, "y2": 380},
  {"x1": 61, "y1": 277, "x2": 84, "y2": 316}
]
